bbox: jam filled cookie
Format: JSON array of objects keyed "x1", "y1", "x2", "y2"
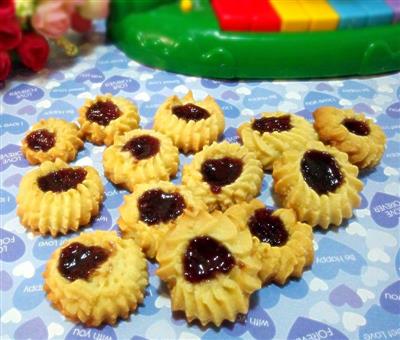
[
  {"x1": 182, "y1": 141, "x2": 263, "y2": 211},
  {"x1": 17, "y1": 159, "x2": 104, "y2": 236},
  {"x1": 118, "y1": 181, "x2": 206, "y2": 258},
  {"x1": 273, "y1": 141, "x2": 363, "y2": 229},
  {"x1": 225, "y1": 200, "x2": 314, "y2": 285},
  {"x1": 238, "y1": 112, "x2": 318, "y2": 170},
  {"x1": 43, "y1": 231, "x2": 148, "y2": 326},
  {"x1": 156, "y1": 210, "x2": 262, "y2": 326},
  {"x1": 153, "y1": 91, "x2": 225, "y2": 153},
  {"x1": 103, "y1": 129, "x2": 179, "y2": 192},
  {"x1": 21, "y1": 118, "x2": 83, "y2": 165},
  {"x1": 78, "y1": 94, "x2": 139, "y2": 145},
  {"x1": 313, "y1": 106, "x2": 386, "y2": 169}
]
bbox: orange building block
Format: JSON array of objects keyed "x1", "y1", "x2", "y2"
[
  {"x1": 298, "y1": 0, "x2": 339, "y2": 31},
  {"x1": 270, "y1": 0, "x2": 310, "y2": 32}
]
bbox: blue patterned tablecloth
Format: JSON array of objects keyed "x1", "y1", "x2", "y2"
[{"x1": 1, "y1": 24, "x2": 399, "y2": 340}]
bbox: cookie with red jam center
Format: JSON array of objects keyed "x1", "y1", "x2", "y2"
[{"x1": 43, "y1": 231, "x2": 148, "y2": 327}]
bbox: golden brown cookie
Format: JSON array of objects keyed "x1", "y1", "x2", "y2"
[
  {"x1": 21, "y1": 118, "x2": 83, "y2": 165},
  {"x1": 118, "y1": 181, "x2": 206, "y2": 258},
  {"x1": 313, "y1": 106, "x2": 386, "y2": 169},
  {"x1": 156, "y1": 210, "x2": 262, "y2": 326},
  {"x1": 182, "y1": 141, "x2": 263, "y2": 211},
  {"x1": 78, "y1": 93, "x2": 139, "y2": 145},
  {"x1": 225, "y1": 200, "x2": 314, "y2": 285},
  {"x1": 153, "y1": 91, "x2": 225, "y2": 153},
  {"x1": 17, "y1": 159, "x2": 104, "y2": 236},
  {"x1": 238, "y1": 112, "x2": 318, "y2": 170},
  {"x1": 43, "y1": 231, "x2": 148, "y2": 326},
  {"x1": 103, "y1": 129, "x2": 179, "y2": 192},
  {"x1": 272, "y1": 141, "x2": 363, "y2": 229}
]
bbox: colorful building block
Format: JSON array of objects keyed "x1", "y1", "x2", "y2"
[
  {"x1": 328, "y1": 0, "x2": 368, "y2": 29},
  {"x1": 212, "y1": 0, "x2": 281, "y2": 32},
  {"x1": 386, "y1": 0, "x2": 400, "y2": 22},
  {"x1": 298, "y1": 0, "x2": 339, "y2": 31},
  {"x1": 211, "y1": 0, "x2": 252, "y2": 31},
  {"x1": 270, "y1": 0, "x2": 310, "y2": 32},
  {"x1": 251, "y1": 0, "x2": 281, "y2": 32},
  {"x1": 353, "y1": 0, "x2": 394, "y2": 25}
]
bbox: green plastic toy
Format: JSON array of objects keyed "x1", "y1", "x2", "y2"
[{"x1": 107, "y1": 0, "x2": 400, "y2": 79}]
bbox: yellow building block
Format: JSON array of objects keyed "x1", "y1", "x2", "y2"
[
  {"x1": 298, "y1": 0, "x2": 339, "y2": 31},
  {"x1": 270, "y1": 0, "x2": 310, "y2": 32}
]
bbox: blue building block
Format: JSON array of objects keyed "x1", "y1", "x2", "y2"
[
  {"x1": 353, "y1": 0, "x2": 394, "y2": 25},
  {"x1": 329, "y1": 0, "x2": 368, "y2": 28}
]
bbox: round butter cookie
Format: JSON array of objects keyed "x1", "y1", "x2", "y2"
[
  {"x1": 78, "y1": 93, "x2": 139, "y2": 145},
  {"x1": 225, "y1": 200, "x2": 314, "y2": 285},
  {"x1": 17, "y1": 159, "x2": 104, "y2": 236},
  {"x1": 313, "y1": 106, "x2": 386, "y2": 169},
  {"x1": 118, "y1": 181, "x2": 206, "y2": 258},
  {"x1": 44, "y1": 231, "x2": 148, "y2": 326},
  {"x1": 238, "y1": 112, "x2": 318, "y2": 170},
  {"x1": 156, "y1": 210, "x2": 262, "y2": 326},
  {"x1": 153, "y1": 91, "x2": 225, "y2": 153},
  {"x1": 182, "y1": 141, "x2": 263, "y2": 211},
  {"x1": 21, "y1": 118, "x2": 83, "y2": 165},
  {"x1": 272, "y1": 141, "x2": 363, "y2": 229},
  {"x1": 103, "y1": 129, "x2": 179, "y2": 192}
]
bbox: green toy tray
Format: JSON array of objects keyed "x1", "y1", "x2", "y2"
[{"x1": 107, "y1": 0, "x2": 400, "y2": 79}]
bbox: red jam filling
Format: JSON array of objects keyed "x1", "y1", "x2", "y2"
[
  {"x1": 248, "y1": 208, "x2": 288, "y2": 246},
  {"x1": 172, "y1": 104, "x2": 210, "y2": 121},
  {"x1": 86, "y1": 100, "x2": 121, "y2": 126},
  {"x1": 26, "y1": 129, "x2": 56, "y2": 152},
  {"x1": 183, "y1": 236, "x2": 235, "y2": 283},
  {"x1": 137, "y1": 189, "x2": 186, "y2": 225},
  {"x1": 122, "y1": 135, "x2": 160, "y2": 160},
  {"x1": 342, "y1": 118, "x2": 370, "y2": 136},
  {"x1": 252, "y1": 115, "x2": 292, "y2": 134},
  {"x1": 38, "y1": 168, "x2": 87, "y2": 192},
  {"x1": 201, "y1": 157, "x2": 243, "y2": 194},
  {"x1": 301, "y1": 150, "x2": 343, "y2": 195},
  {"x1": 58, "y1": 242, "x2": 109, "y2": 281}
]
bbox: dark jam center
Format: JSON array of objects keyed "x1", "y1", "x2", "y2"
[
  {"x1": 343, "y1": 118, "x2": 370, "y2": 136},
  {"x1": 252, "y1": 115, "x2": 292, "y2": 134},
  {"x1": 26, "y1": 129, "x2": 56, "y2": 152},
  {"x1": 138, "y1": 189, "x2": 186, "y2": 225},
  {"x1": 58, "y1": 242, "x2": 109, "y2": 282},
  {"x1": 172, "y1": 104, "x2": 210, "y2": 121},
  {"x1": 38, "y1": 168, "x2": 87, "y2": 192},
  {"x1": 86, "y1": 100, "x2": 121, "y2": 126},
  {"x1": 201, "y1": 157, "x2": 243, "y2": 194},
  {"x1": 122, "y1": 135, "x2": 160, "y2": 160},
  {"x1": 183, "y1": 236, "x2": 235, "y2": 283},
  {"x1": 301, "y1": 150, "x2": 343, "y2": 195},
  {"x1": 248, "y1": 208, "x2": 288, "y2": 247}
]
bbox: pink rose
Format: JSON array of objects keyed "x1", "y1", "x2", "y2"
[
  {"x1": 31, "y1": 1, "x2": 70, "y2": 39},
  {"x1": 78, "y1": 0, "x2": 109, "y2": 20}
]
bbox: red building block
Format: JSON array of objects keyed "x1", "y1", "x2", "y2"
[
  {"x1": 212, "y1": 0, "x2": 281, "y2": 32},
  {"x1": 252, "y1": 0, "x2": 281, "y2": 31},
  {"x1": 212, "y1": 0, "x2": 252, "y2": 31}
]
